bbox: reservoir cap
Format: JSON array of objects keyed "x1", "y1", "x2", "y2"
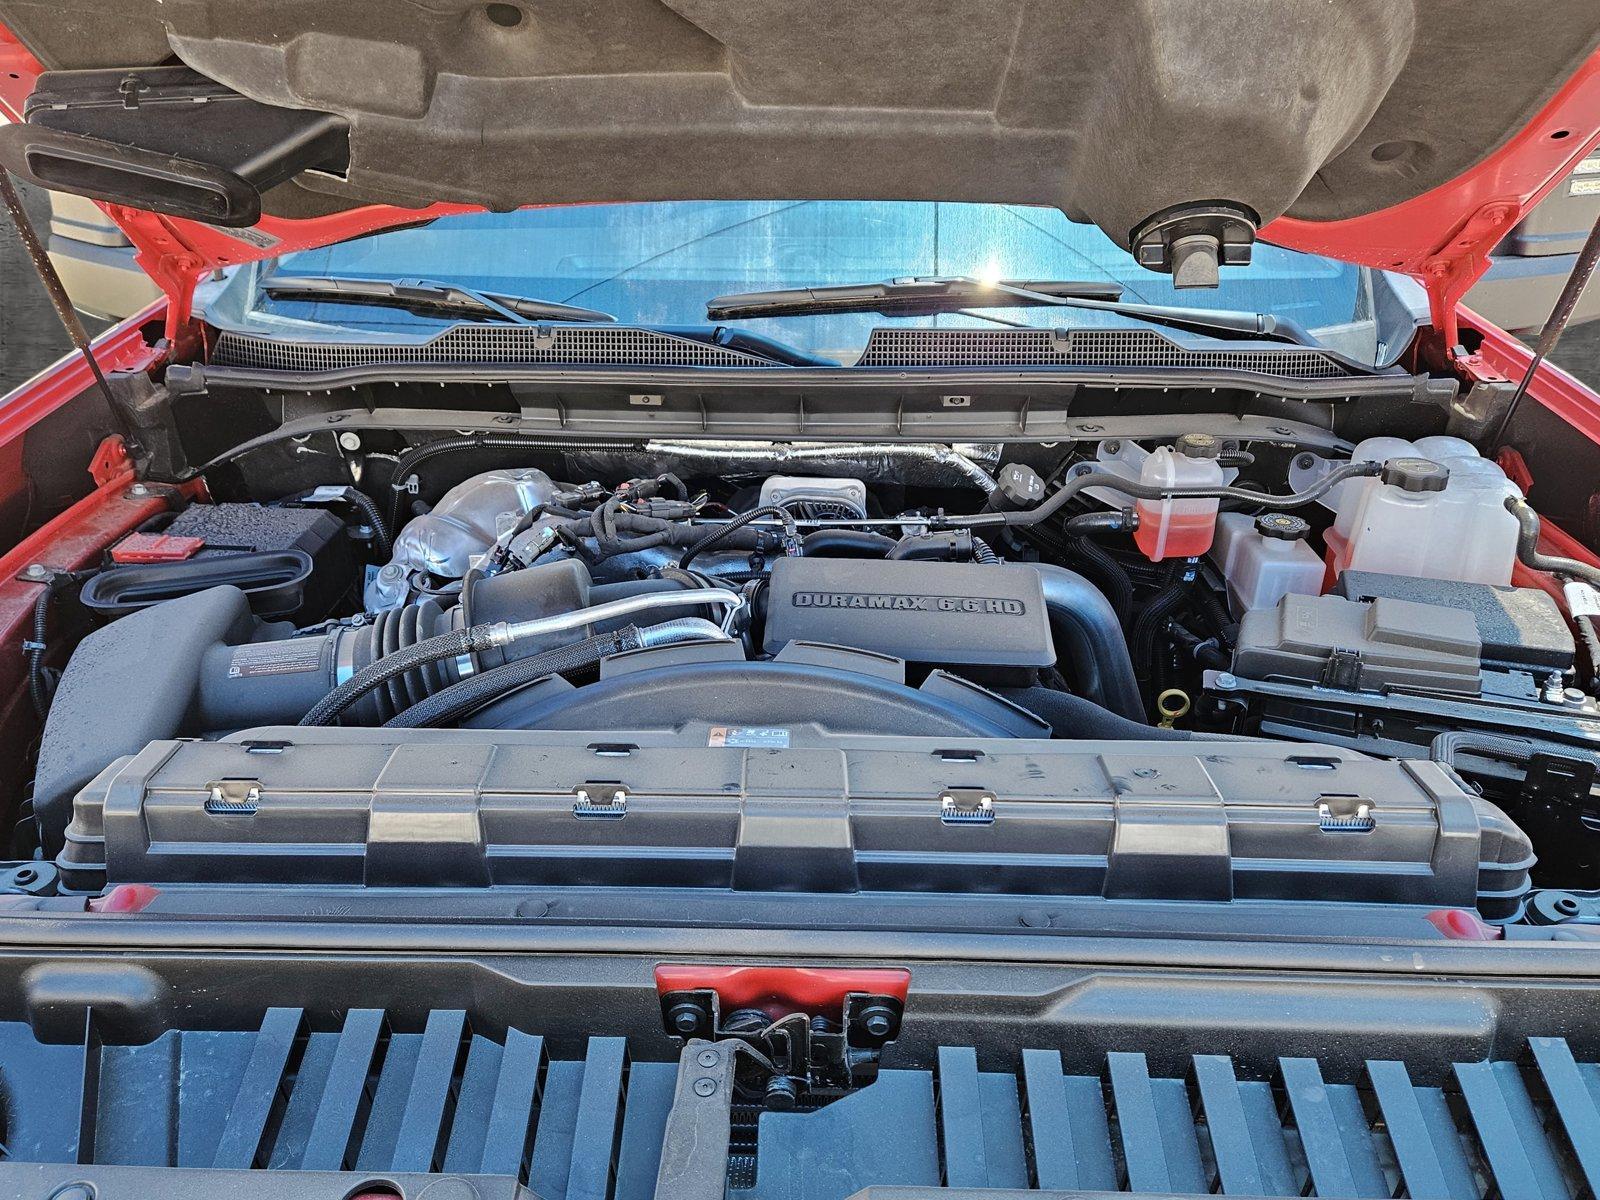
[
  {"x1": 1176, "y1": 432, "x2": 1221, "y2": 459},
  {"x1": 1381, "y1": 457, "x2": 1450, "y2": 493},
  {"x1": 1255, "y1": 512, "x2": 1309, "y2": 541}
]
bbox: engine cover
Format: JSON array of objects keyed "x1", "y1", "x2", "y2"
[{"x1": 764, "y1": 558, "x2": 1053, "y2": 668}]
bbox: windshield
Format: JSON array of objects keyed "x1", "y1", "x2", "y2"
[{"x1": 234, "y1": 201, "x2": 1411, "y2": 364}]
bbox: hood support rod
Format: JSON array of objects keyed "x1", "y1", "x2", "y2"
[
  {"x1": 1491, "y1": 207, "x2": 1600, "y2": 451},
  {"x1": 0, "y1": 168, "x2": 118, "y2": 412}
]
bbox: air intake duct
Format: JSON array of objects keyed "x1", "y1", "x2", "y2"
[{"x1": 33, "y1": 561, "x2": 698, "y2": 852}]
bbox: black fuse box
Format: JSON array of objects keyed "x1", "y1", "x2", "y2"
[{"x1": 1334, "y1": 570, "x2": 1575, "y2": 673}]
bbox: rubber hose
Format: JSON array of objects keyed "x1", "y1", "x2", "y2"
[
  {"x1": 951, "y1": 459, "x2": 1383, "y2": 531},
  {"x1": 1192, "y1": 581, "x2": 1236, "y2": 642},
  {"x1": 1131, "y1": 565, "x2": 1191, "y2": 693},
  {"x1": 1506, "y1": 496, "x2": 1600, "y2": 589},
  {"x1": 800, "y1": 529, "x2": 896, "y2": 557},
  {"x1": 1430, "y1": 730, "x2": 1539, "y2": 767},
  {"x1": 28, "y1": 578, "x2": 62, "y2": 721},
  {"x1": 384, "y1": 626, "x2": 641, "y2": 729},
  {"x1": 1067, "y1": 536, "x2": 1132, "y2": 626},
  {"x1": 344, "y1": 489, "x2": 392, "y2": 561},
  {"x1": 681, "y1": 506, "x2": 795, "y2": 569},
  {"x1": 300, "y1": 622, "x2": 504, "y2": 727}
]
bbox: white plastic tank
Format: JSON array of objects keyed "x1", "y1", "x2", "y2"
[
  {"x1": 1132, "y1": 433, "x2": 1226, "y2": 561},
  {"x1": 1212, "y1": 512, "x2": 1325, "y2": 614},
  {"x1": 1328, "y1": 456, "x2": 1523, "y2": 585}
]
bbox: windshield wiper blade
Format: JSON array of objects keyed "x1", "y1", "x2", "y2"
[
  {"x1": 708, "y1": 277, "x2": 1120, "y2": 318},
  {"x1": 706, "y1": 276, "x2": 1317, "y2": 346},
  {"x1": 261, "y1": 275, "x2": 618, "y2": 324}
]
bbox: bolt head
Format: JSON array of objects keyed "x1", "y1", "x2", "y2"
[
  {"x1": 862, "y1": 1012, "x2": 893, "y2": 1037},
  {"x1": 127, "y1": 483, "x2": 150, "y2": 497},
  {"x1": 696, "y1": 1048, "x2": 720, "y2": 1067},
  {"x1": 692, "y1": 1077, "x2": 718, "y2": 1097},
  {"x1": 667, "y1": 1002, "x2": 704, "y2": 1035},
  {"x1": 22, "y1": 563, "x2": 49, "y2": 580}
]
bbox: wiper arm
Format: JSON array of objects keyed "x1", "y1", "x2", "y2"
[
  {"x1": 261, "y1": 275, "x2": 618, "y2": 324},
  {"x1": 706, "y1": 276, "x2": 1317, "y2": 346}
]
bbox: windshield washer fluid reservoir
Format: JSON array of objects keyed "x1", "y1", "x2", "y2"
[
  {"x1": 1134, "y1": 434, "x2": 1224, "y2": 561},
  {"x1": 1328, "y1": 457, "x2": 1523, "y2": 585}
]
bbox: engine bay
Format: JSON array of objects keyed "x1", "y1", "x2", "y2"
[{"x1": 18, "y1": 418, "x2": 1600, "y2": 928}]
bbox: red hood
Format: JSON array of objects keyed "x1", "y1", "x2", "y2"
[{"x1": 2, "y1": 8, "x2": 1600, "y2": 357}]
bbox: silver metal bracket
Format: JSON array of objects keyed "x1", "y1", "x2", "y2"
[
  {"x1": 205, "y1": 779, "x2": 262, "y2": 814},
  {"x1": 939, "y1": 787, "x2": 996, "y2": 825},
  {"x1": 574, "y1": 783, "x2": 629, "y2": 820}
]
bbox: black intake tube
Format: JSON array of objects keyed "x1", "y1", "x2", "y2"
[
  {"x1": 299, "y1": 622, "x2": 501, "y2": 727},
  {"x1": 1004, "y1": 687, "x2": 1194, "y2": 740},
  {"x1": 800, "y1": 529, "x2": 896, "y2": 557},
  {"x1": 1025, "y1": 563, "x2": 1145, "y2": 722}
]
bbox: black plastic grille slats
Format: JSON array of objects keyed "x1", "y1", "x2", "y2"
[
  {"x1": 1192, "y1": 1054, "x2": 1299, "y2": 1196},
  {"x1": 937, "y1": 1045, "x2": 1029, "y2": 1188},
  {"x1": 1454, "y1": 1059, "x2": 1571, "y2": 1200},
  {"x1": 1280, "y1": 1057, "x2": 1390, "y2": 1198},
  {"x1": 298, "y1": 1007, "x2": 388, "y2": 1170},
  {"x1": 1530, "y1": 1036, "x2": 1600, "y2": 1197},
  {"x1": 467, "y1": 1027, "x2": 546, "y2": 1177},
  {"x1": 384, "y1": 1008, "x2": 469, "y2": 1173},
  {"x1": 211, "y1": 1006, "x2": 305, "y2": 1168},
  {"x1": 1108, "y1": 1051, "x2": 1209, "y2": 1193},
  {"x1": 1019, "y1": 1047, "x2": 1116, "y2": 1190},
  {"x1": 1365, "y1": 1059, "x2": 1474, "y2": 1200},
  {"x1": 17, "y1": 1020, "x2": 1600, "y2": 1198},
  {"x1": 210, "y1": 326, "x2": 778, "y2": 371},
  {"x1": 855, "y1": 327, "x2": 1354, "y2": 377}
]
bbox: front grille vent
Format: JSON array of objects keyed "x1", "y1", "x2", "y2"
[
  {"x1": 5, "y1": 1009, "x2": 1598, "y2": 1200},
  {"x1": 210, "y1": 325, "x2": 780, "y2": 371},
  {"x1": 855, "y1": 327, "x2": 1355, "y2": 377}
]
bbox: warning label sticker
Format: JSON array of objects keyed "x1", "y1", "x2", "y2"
[
  {"x1": 707, "y1": 726, "x2": 791, "y2": 748},
  {"x1": 228, "y1": 639, "x2": 325, "y2": 679},
  {"x1": 1566, "y1": 581, "x2": 1600, "y2": 618}
]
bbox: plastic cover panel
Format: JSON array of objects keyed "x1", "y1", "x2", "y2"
[
  {"x1": 854, "y1": 327, "x2": 1356, "y2": 376},
  {"x1": 58, "y1": 735, "x2": 1534, "y2": 918},
  {"x1": 6, "y1": 1009, "x2": 1600, "y2": 1200},
  {"x1": 209, "y1": 324, "x2": 780, "y2": 371}
]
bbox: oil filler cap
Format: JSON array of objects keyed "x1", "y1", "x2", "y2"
[
  {"x1": 1381, "y1": 457, "x2": 1450, "y2": 493},
  {"x1": 1255, "y1": 512, "x2": 1309, "y2": 541}
]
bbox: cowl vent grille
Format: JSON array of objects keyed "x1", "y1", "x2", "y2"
[
  {"x1": 5, "y1": 1010, "x2": 1598, "y2": 1200},
  {"x1": 855, "y1": 326, "x2": 1355, "y2": 376},
  {"x1": 210, "y1": 325, "x2": 780, "y2": 371}
]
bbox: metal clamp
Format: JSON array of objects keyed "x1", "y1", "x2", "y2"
[
  {"x1": 205, "y1": 779, "x2": 262, "y2": 814},
  {"x1": 940, "y1": 787, "x2": 996, "y2": 825},
  {"x1": 574, "y1": 783, "x2": 628, "y2": 820},
  {"x1": 1316, "y1": 794, "x2": 1375, "y2": 832}
]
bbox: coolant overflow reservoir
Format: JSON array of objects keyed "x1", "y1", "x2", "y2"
[
  {"x1": 1328, "y1": 456, "x2": 1523, "y2": 585},
  {"x1": 1134, "y1": 433, "x2": 1224, "y2": 561}
]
